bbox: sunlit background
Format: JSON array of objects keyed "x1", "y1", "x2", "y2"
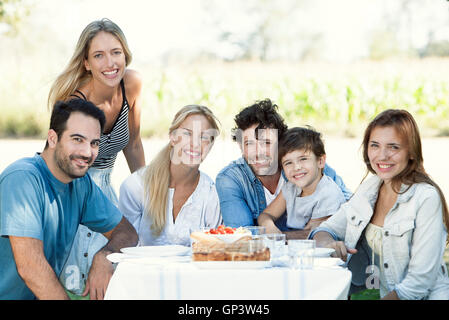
[
  {"x1": 2, "y1": 0, "x2": 449, "y2": 137},
  {"x1": 1, "y1": 0, "x2": 449, "y2": 274},
  {"x1": 0, "y1": 0, "x2": 448, "y2": 191}
]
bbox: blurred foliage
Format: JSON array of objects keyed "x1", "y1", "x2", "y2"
[
  {"x1": 0, "y1": 0, "x2": 448, "y2": 138},
  {"x1": 369, "y1": 31, "x2": 402, "y2": 60},
  {"x1": 102, "y1": 59, "x2": 449, "y2": 139},
  {"x1": 421, "y1": 40, "x2": 449, "y2": 57},
  {"x1": 0, "y1": 112, "x2": 45, "y2": 138},
  {"x1": 200, "y1": 0, "x2": 449, "y2": 62},
  {"x1": 0, "y1": 0, "x2": 31, "y2": 36},
  {"x1": 2, "y1": 59, "x2": 448, "y2": 139}
]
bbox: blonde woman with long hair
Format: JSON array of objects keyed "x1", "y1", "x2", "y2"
[
  {"x1": 118, "y1": 105, "x2": 222, "y2": 246},
  {"x1": 50, "y1": 18, "x2": 145, "y2": 299}
]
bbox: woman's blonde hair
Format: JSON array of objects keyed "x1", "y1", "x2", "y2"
[
  {"x1": 47, "y1": 18, "x2": 132, "y2": 109},
  {"x1": 143, "y1": 105, "x2": 220, "y2": 236}
]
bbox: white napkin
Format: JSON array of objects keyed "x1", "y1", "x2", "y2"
[
  {"x1": 271, "y1": 256, "x2": 344, "y2": 268},
  {"x1": 314, "y1": 257, "x2": 344, "y2": 268}
]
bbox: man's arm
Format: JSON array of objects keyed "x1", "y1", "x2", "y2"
[
  {"x1": 101, "y1": 216, "x2": 139, "y2": 252},
  {"x1": 84, "y1": 217, "x2": 138, "y2": 300},
  {"x1": 9, "y1": 236, "x2": 69, "y2": 300},
  {"x1": 216, "y1": 172, "x2": 255, "y2": 227}
]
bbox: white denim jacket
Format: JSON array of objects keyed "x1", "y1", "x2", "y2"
[{"x1": 310, "y1": 175, "x2": 449, "y2": 300}]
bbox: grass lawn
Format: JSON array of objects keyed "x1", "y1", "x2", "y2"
[
  {"x1": 350, "y1": 289, "x2": 380, "y2": 300},
  {"x1": 68, "y1": 289, "x2": 380, "y2": 301},
  {"x1": 67, "y1": 291, "x2": 89, "y2": 300}
]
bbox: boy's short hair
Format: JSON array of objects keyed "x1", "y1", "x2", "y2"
[{"x1": 278, "y1": 126, "x2": 325, "y2": 163}]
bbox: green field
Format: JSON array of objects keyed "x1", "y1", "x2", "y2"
[{"x1": 1, "y1": 58, "x2": 449, "y2": 139}]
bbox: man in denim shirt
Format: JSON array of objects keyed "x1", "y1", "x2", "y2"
[{"x1": 215, "y1": 99, "x2": 352, "y2": 237}]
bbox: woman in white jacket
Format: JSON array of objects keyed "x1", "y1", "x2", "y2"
[{"x1": 311, "y1": 109, "x2": 449, "y2": 300}]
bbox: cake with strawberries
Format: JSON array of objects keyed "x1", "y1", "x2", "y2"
[{"x1": 190, "y1": 225, "x2": 270, "y2": 262}]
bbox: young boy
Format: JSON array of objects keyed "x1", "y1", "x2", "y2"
[{"x1": 258, "y1": 127, "x2": 346, "y2": 237}]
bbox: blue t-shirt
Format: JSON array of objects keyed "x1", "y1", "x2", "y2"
[{"x1": 0, "y1": 154, "x2": 122, "y2": 300}]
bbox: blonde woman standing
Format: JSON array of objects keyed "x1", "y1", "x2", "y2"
[
  {"x1": 118, "y1": 105, "x2": 222, "y2": 246},
  {"x1": 48, "y1": 18, "x2": 145, "y2": 298}
]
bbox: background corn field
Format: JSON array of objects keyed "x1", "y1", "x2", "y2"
[{"x1": 1, "y1": 58, "x2": 449, "y2": 139}]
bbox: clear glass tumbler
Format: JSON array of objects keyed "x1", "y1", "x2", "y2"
[{"x1": 288, "y1": 239, "x2": 315, "y2": 269}]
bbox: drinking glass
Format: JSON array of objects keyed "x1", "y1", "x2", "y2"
[
  {"x1": 245, "y1": 226, "x2": 266, "y2": 236},
  {"x1": 263, "y1": 233, "x2": 286, "y2": 266},
  {"x1": 288, "y1": 239, "x2": 315, "y2": 269},
  {"x1": 248, "y1": 238, "x2": 266, "y2": 253}
]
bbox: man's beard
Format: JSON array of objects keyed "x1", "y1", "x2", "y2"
[
  {"x1": 54, "y1": 148, "x2": 93, "y2": 180},
  {"x1": 247, "y1": 156, "x2": 279, "y2": 176}
]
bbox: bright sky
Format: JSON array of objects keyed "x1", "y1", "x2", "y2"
[
  {"x1": 27, "y1": 0, "x2": 207, "y2": 62},
  {"x1": 13, "y1": 0, "x2": 447, "y2": 65}
]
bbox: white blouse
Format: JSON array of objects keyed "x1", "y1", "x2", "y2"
[
  {"x1": 119, "y1": 168, "x2": 222, "y2": 246},
  {"x1": 365, "y1": 223, "x2": 389, "y2": 296}
]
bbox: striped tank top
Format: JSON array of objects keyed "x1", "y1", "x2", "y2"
[{"x1": 70, "y1": 79, "x2": 130, "y2": 169}]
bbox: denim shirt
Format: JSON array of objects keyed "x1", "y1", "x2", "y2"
[
  {"x1": 215, "y1": 157, "x2": 352, "y2": 230},
  {"x1": 309, "y1": 175, "x2": 449, "y2": 300}
]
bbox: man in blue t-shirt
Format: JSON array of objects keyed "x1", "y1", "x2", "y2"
[
  {"x1": 215, "y1": 99, "x2": 352, "y2": 239},
  {"x1": 0, "y1": 99, "x2": 138, "y2": 300}
]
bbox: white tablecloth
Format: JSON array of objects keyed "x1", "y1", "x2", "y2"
[{"x1": 105, "y1": 259, "x2": 352, "y2": 300}]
